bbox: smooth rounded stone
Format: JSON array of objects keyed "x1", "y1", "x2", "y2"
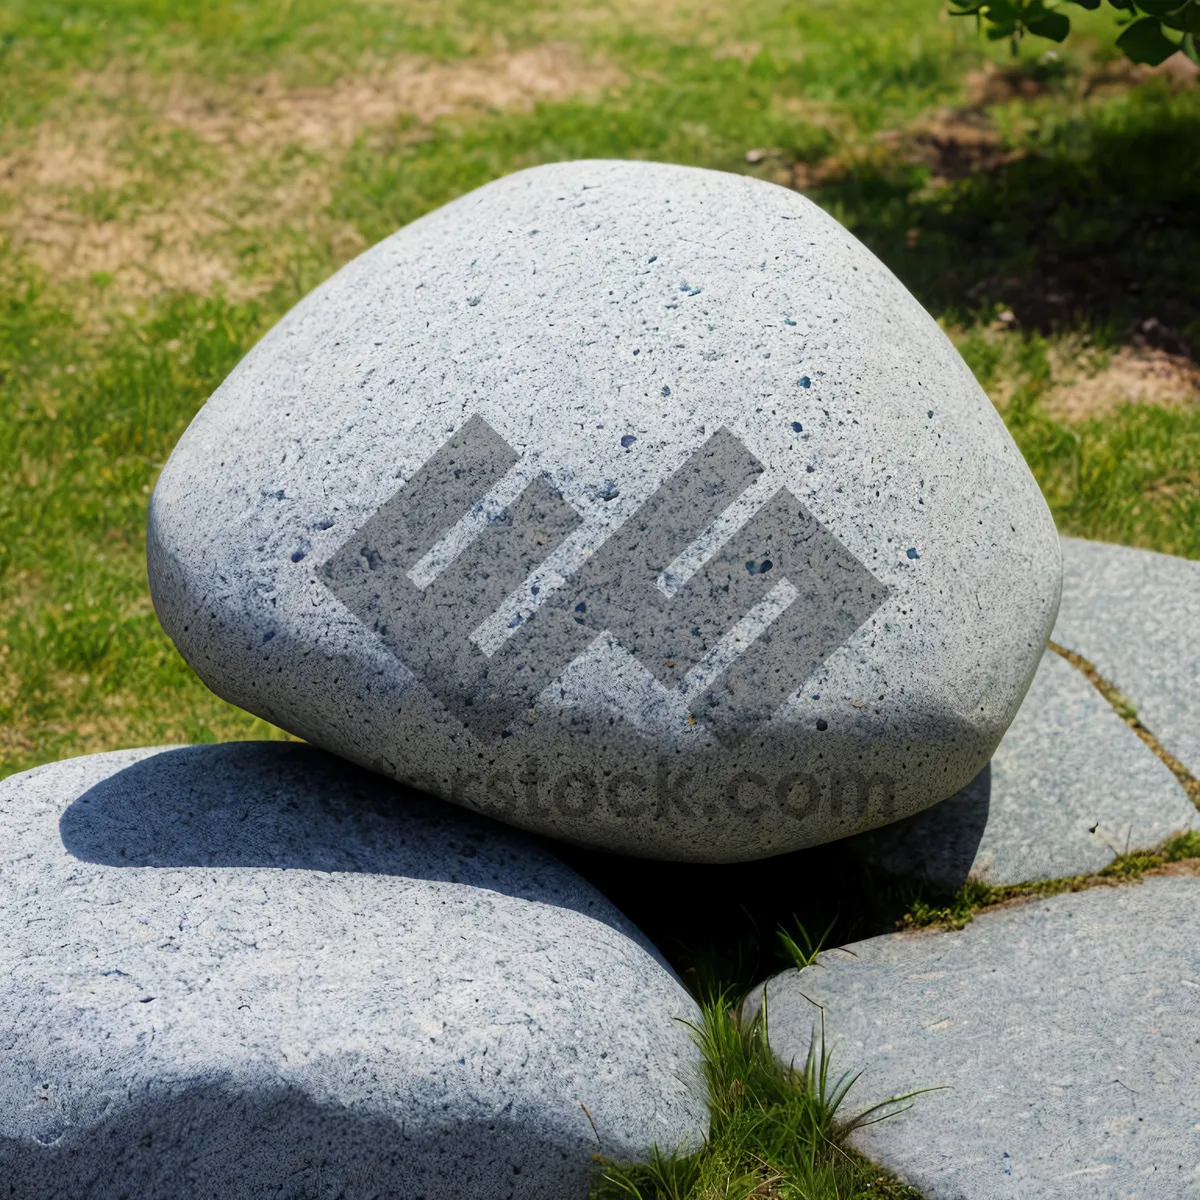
[
  {"x1": 849, "y1": 647, "x2": 1195, "y2": 887},
  {"x1": 746, "y1": 876, "x2": 1200, "y2": 1199},
  {"x1": 0, "y1": 743, "x2": 705, "y2": 1200},
  {"x1": 1054, "y1": 536, "x2": 1200, "y2": 778},
  {"x1": 147, "y1": 159, "x2": 1061, "y2": 861}
]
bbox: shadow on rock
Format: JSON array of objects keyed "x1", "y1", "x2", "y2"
[
  {"x1": 58, "y1": 741, "x2": 630, "y2": 933},
  {"x1": 555, "y1": 766, "x2": 993, "y2": 992},
  {"x1": 845, "y1": 764, "x2": 991, "y2": 890},
  {"x1": 1, "y1": 1075, "x2": 580, "y2": 1200}
]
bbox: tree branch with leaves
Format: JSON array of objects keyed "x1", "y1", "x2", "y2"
[{"x1": 949, "y1": 0, "x2": 1199, "y2": 65}]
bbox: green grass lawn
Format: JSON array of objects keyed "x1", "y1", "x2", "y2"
[{"x1": 2, "y1": 2, "x2": 1198, "y2": 1195}]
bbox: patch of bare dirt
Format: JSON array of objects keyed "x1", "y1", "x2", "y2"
[
  {"x1": 966, "y1": 49, "x2": 1197, "y2": 106},
  {"x1": 0, "y1": 45, "x2": 622, "y2": 303},
  {"x1": 1046, "y1": 345, "x2": 1200, "y2": 422},
  {"x1": 1083, "y1": 48, "x2": 1200, "y2": 96},
  {"x1": 792, "y1": 48, "x2": 1197, "y2": 199},
  {"x1": 885, "y1": 107, "x2": 1024, "y2": 184},
  {"x1": 964, "y1": 60, "x2": 1063, "y2": 106},
  {"x1": 1147, "y1": 857, "x2": 1200, "y2": 878},
  {"x1": 790, "y1": 106, "x2": 1021, "y2": 193}
]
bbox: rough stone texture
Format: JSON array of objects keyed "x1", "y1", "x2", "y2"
[
  {"x1": 748, "y1": 877, "x2": 1200, "y2": 1199},
  {"x1": 1054, "y1": 536, "x2": 1200, "y2": 778},
  {"x1": 148, "y1": 159, "x2": 1061, "y2": 861},
  {"x1": 0, "y1": 743, "x2": 705, "y2": 1200},
  {"x1": 850, "y1": 648, "x2": 1195, "y2": 886}
]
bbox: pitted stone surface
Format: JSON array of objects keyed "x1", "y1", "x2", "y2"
[
  {"x1": 1054, "y1": 536, "x2": 1200, "y2": 778},
  {"x1": 850, "y1": 648, "x2": 1195, "y2": 886},
  {"x1": 748, "y1": 877, "x2": 1200, "y2": 1199},
  {"x1": 148, "y1": 159, "x2": 1061, "y2": 860},
  {"x1": 0, "y1": 743, "x2": 705, "y2": 1200}
]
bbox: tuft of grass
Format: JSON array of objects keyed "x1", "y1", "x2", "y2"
[
  {"x1": 1163, "y1": 829, "x2": 1200, "y2": 861},
  {"x1": 901, "y1": 880, "x2": 996, "y2": 932},
  {"x1": 593, "y1": 992, "x2": 926, "y2": 1200},
  {"x1": 777, "y1": 917, "x2": 838, "y2": 972}
]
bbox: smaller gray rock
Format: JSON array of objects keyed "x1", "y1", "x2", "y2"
[
  {"x1": 748, "y1": 877, "x2": 1200, "y2": 1199},
  {"x1": 0, "y1": 743, "x2": 705, "y2": 1200},
  {"x1": 1055, "y1": 536, "x2": 1200, "y2": 777},
  {"x1": 851, "y1": 648, "x2": 1195, "y2": 886}
]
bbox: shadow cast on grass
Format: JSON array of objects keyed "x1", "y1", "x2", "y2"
[{"x1": 816, "y1": 83, "x2": 1200, "y2": 355}]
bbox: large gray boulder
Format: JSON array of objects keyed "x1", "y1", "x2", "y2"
[
  {"x1": 1054, "y1": 536, "x2": 1200, "y2": 778},
  {"x1": 748, "y1": 876, "x2": 1200, "y2": 1199},
  {"x1": 851, "y1": 647, "x2": 1195, "y2": 886},
  {"x1": 148, "y1": 159, "x2": 1060, "y2": 861},
  {"x1": 0, "y1": 743, "x2": 705, "y2": 1200}
]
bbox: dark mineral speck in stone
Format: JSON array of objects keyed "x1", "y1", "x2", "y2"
[
  {"x1": 621, "y1": 434, "x2": 637, "y2": 448},
  {"x1": 907, "y1": 547, "x2": 920, "y2": 560},
  {"x1": 816, "y1": 719, "x2": 828, "y2": 731},
  {"x1": 791, "y1": 422, "x2": 803, "y2": 433},
  {"x1": 799, "y1": 376, "x2": 811, "y2": 388}
]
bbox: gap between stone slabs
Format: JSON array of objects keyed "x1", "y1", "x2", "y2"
[
  {"x1": 743, "y1": 875, "x2": 1200, "y2": 1200},
  {"x1": 1049, "y1": 638, "x2": 1200, "y2": 812},
  {"x1": 1053, "y1": 536, "x2": 1200, "y2": 783},
  {"x1": 850, "y1": 645, "x2": 1196, "y2": 889}
]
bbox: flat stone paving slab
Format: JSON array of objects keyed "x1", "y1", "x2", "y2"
[
  {"x1": 751, "y1": 876, "x2": 1200, "y2": 1199},
  {"x1": 851, "y1": 648, "x2": 1195, "y2": 886},
  {"x1": 0, "y1": 743, "x2": 705, "y2": 1199},
  {"x1": 1055, "y1": 536, "x2": 1200, "y2": 778}
]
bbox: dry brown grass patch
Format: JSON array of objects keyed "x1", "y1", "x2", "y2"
[
  {"x1": 153, "y1": 43, "x2": 623, "y2": 153},
  {"x1": 0, "y1": 44, "x2": 622, "y2": 305}
]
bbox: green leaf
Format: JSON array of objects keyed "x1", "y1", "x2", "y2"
[
  {"x1": 1063, "y1": 0, "x2": 1101, "y2": 9},
  {"x1": 984, "y1": 0, "x2": 1024, "y2": 20},
  {"x1": 1115, "y1": 14, "x2": 1182, "y2": 60},
  {"x1": 1162, "y1": 2, "x2": 1200, "y2": 32},
  {"x1": 1026, "y1": 9, "x2": 1072, "y2": 37},
  {"x1": 1135, "y1": 0, "x2": 1187, "y2": 17}
]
